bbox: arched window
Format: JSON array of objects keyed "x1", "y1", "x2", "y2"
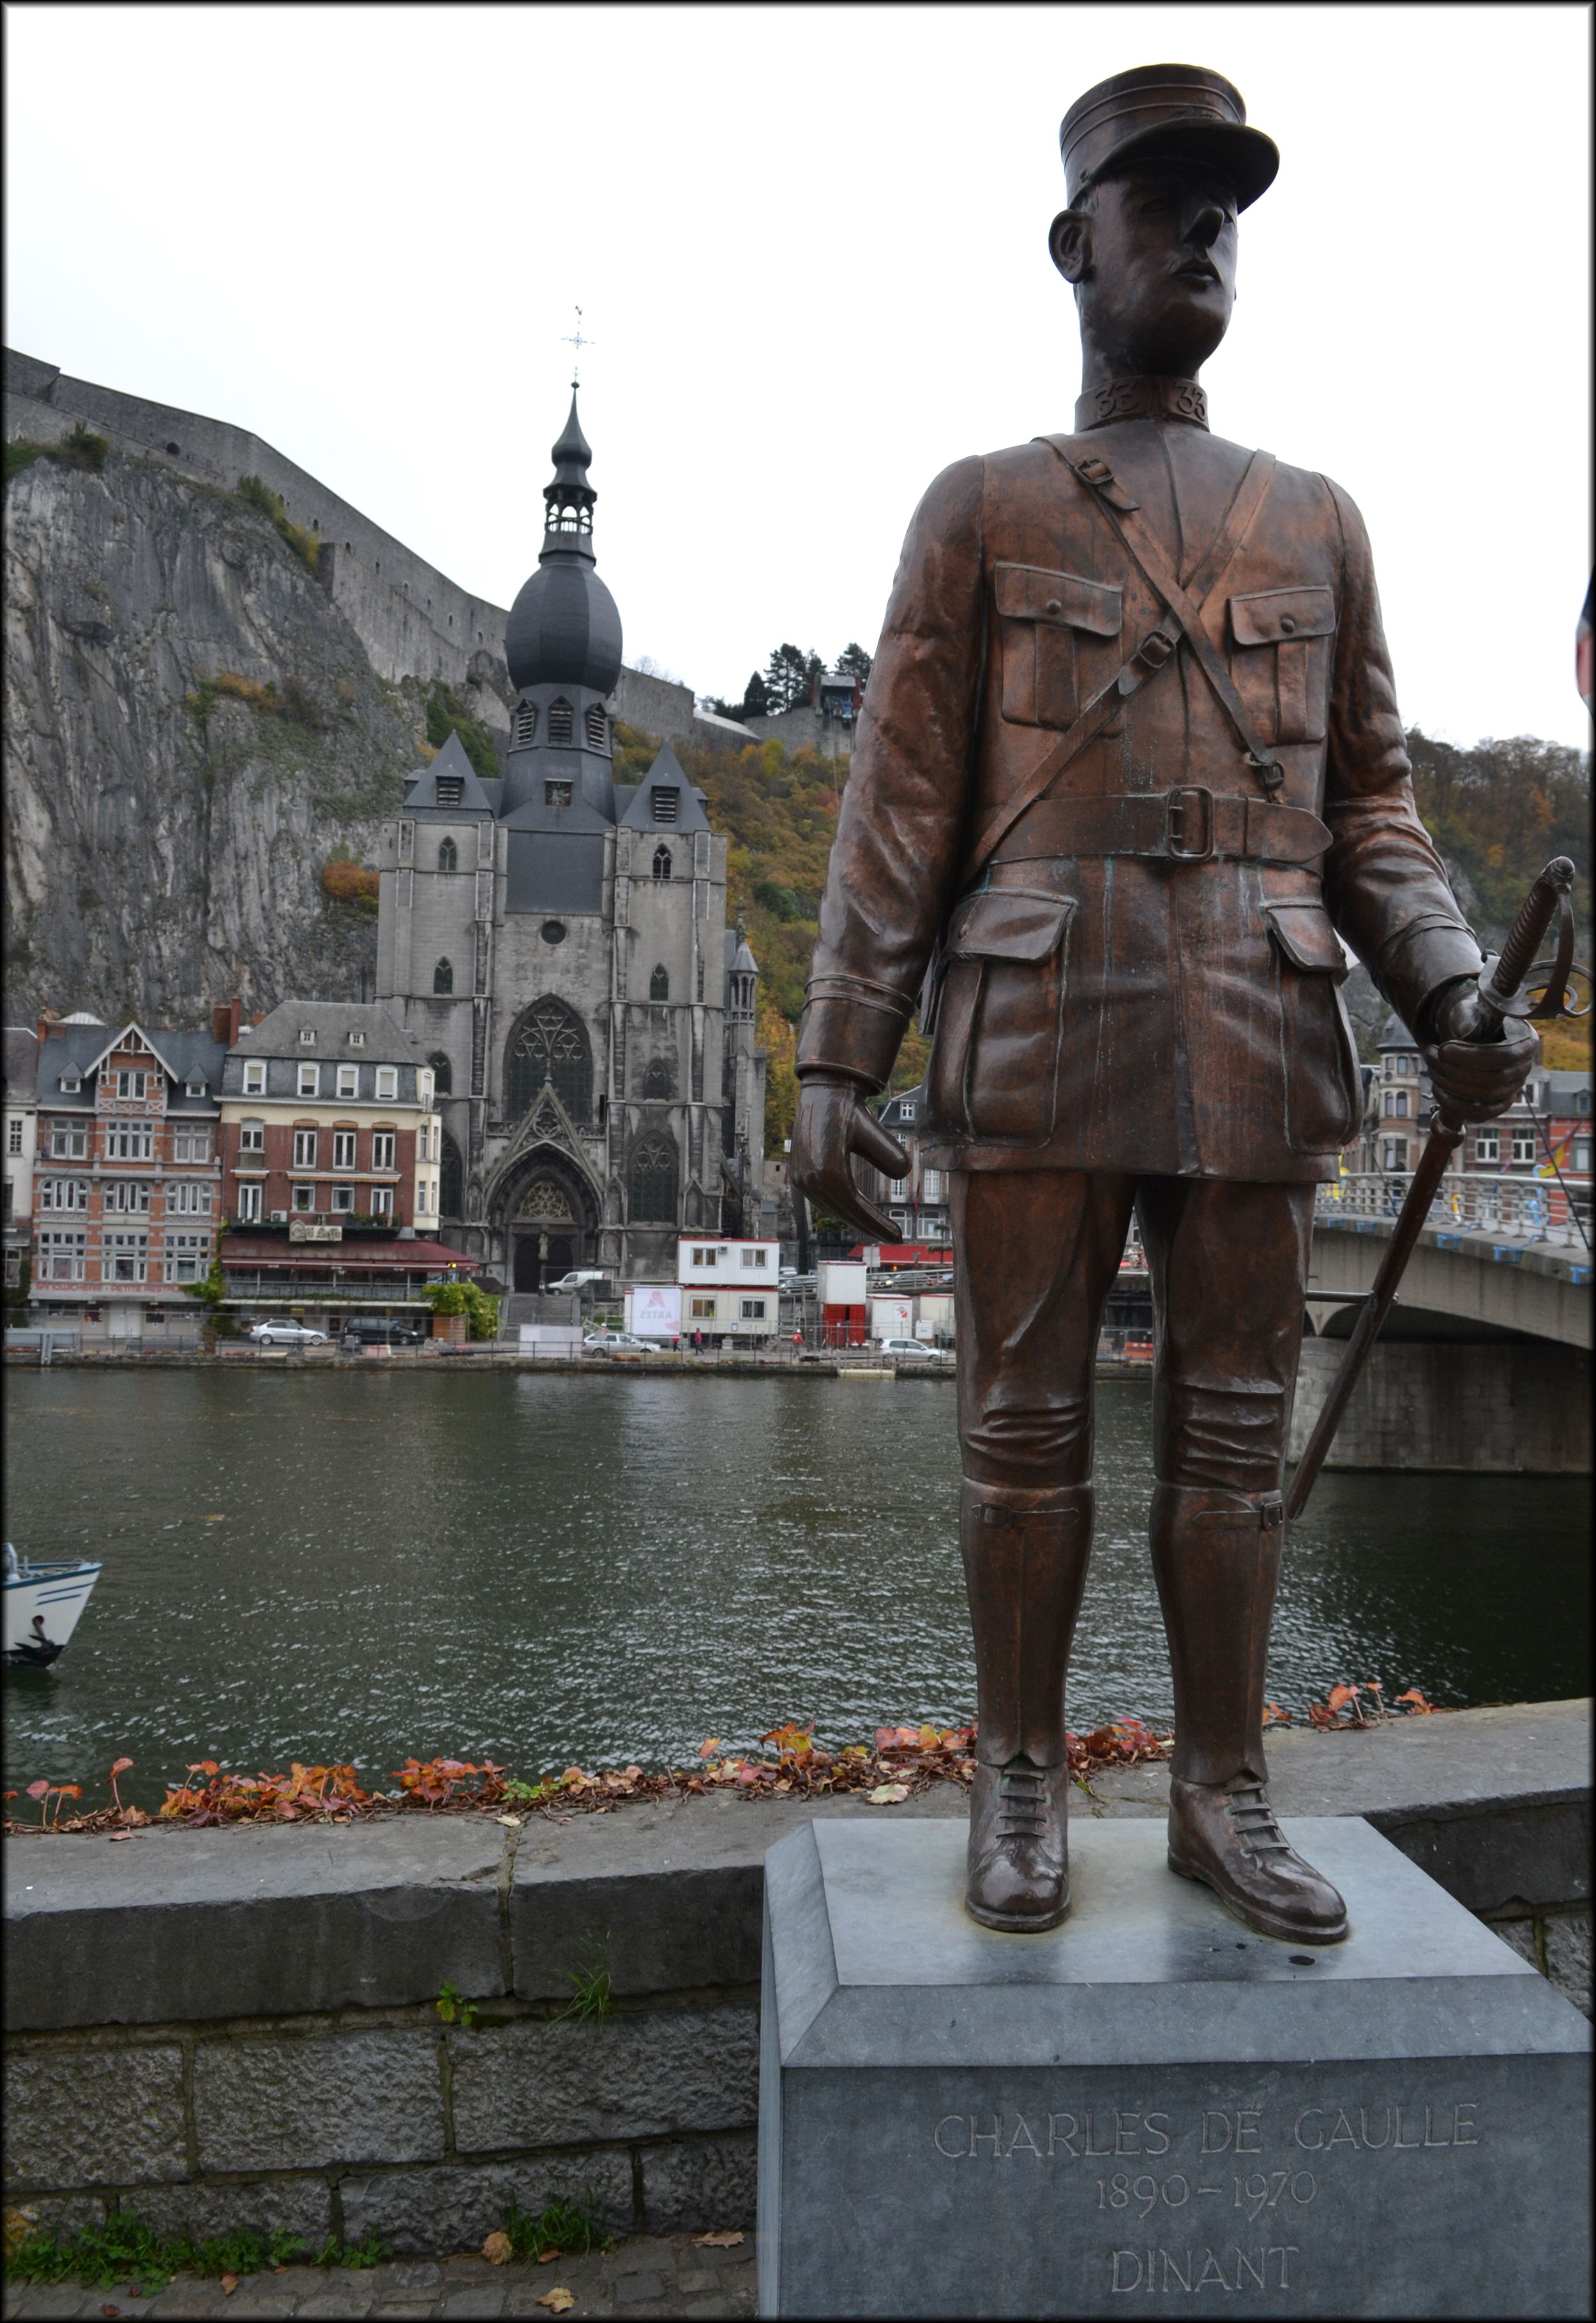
[
  {"x1": 652, "y1": 844, "x2": 673, "y2": 882},
  {"x1": 585, "y1": 704, "x2": 608, "y2": 749},
  {"x1": 515, "y1": 700, "x2": 538, "y2": 746},
  {"x1": 437, "y1": 837, "x2": 458, "y2": 873},
  {"x1": 505, "y1": 996, "x2": 592, "y2": 1124},
  {"x1": 649, "y1": 964, "x2": 670, "y2": 1001},
  {"x1": 643, "y1": 1057, "x2": 672, "y2": 1100},
  {"x1": 433, "y1": 958, "x2": 453, "y2": 995},
  {"x1": 548, "y1": 699, "x2": 574, "y2": 745},
  {"x1": 427, "y1": 1050, "x2": 452, "y2": 1097},
  {"x1": 439, "y1": 1131, "x2": 463, "y2": 1219},
  {"x1": 630, "y1": 1135, "x2": 679, "y2": 1222}
]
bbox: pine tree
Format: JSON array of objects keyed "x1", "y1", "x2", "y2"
[{"x1": 836, "y1": 641, "x2": 873, "y2": 688}]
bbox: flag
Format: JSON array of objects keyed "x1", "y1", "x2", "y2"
[{"x1": 1579, "y1": 572, "x2": 1593, "y2": 713}]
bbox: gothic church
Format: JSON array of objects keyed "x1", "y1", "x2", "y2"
[{"x1": 375, "y1": 394, "x2": 765, "y2": 1288}]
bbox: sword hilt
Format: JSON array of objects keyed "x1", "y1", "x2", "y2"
[{"x1": 1472, "y1": 856, "x2": 1577, "y2": 1036}]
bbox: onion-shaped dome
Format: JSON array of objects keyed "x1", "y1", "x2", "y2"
[{"x1": 504, "y1": 387, "x2": 624, "y2": 695}]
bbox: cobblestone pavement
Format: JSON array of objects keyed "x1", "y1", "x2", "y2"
[{"x1": 2, "y1": 2234, "x2": 758, "y2": 2320}]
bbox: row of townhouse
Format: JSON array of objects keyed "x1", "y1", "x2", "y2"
[{"x1": 4, "y1": 1001, "x2": 446, "y2": 1338}]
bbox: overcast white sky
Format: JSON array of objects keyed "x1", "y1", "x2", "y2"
[{"x1": 6, "y1": 4, "x2": 1591, "y2": 746}]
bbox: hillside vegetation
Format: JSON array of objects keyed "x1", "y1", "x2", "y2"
[{"x1": 623, "y1": 722, "x2": 1590, "y2": 1145}]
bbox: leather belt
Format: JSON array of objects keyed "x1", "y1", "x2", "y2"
[{"x1": 990, "y1": 789, "x2": 1332, "y2": 868}]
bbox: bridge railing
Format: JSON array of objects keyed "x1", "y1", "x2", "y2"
[{"x1": 1316, "y1": 1172, "x2": 1592, "y2": 1247}]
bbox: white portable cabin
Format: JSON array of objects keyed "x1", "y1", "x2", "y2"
[{"x1": 677, "y1": 1236, "x2": 781, "y2": 1342}]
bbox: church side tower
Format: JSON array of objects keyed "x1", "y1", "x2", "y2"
[{"x1": 376, "y1": 388, "x2": 762, "y2": 1292}]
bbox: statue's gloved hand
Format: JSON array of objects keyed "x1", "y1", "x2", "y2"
[
  {"x1": 790, "y1": 1075, "x2": 912, "y2": 1242},
  {"x1": 1420, "y1": 980, "x2": 1541, "y2": 1123}
]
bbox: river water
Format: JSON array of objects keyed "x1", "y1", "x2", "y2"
[{"x1": 4, "y1": 1370, "x2": 1587, "y2": 1808}]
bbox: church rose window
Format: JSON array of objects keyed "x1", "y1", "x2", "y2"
[
  {"x1": 644, "y1": 1057, "x2": 672, "y2": 1100},
  {"x1": 548, "y1": 700, "x2": 575, "y2": 746},
  {"x1": 649, "y1": 964, "x2": 670, "y2": 1001},
  {"x1": 585, "y1": 705, "x2": 608, "y2": 749},
  {"x1": 652, "y1": 844, "x2": 673, "y2": 882},
  {"x1": 629, "y1": 1134, "x2": 679, "y2": 1222},
  {"x1": 427, "y1": 1050, "x2": 452, "y2": 1096},
  {"x1": 505, "y1": 997, "x2": 592, "y2": 1124},
  {"x1": 437, "y1": 837, "x2": 458, "y2": 872},
  {"x1": 439, "y1": 1131, "x2": 463, "y2": 1218},
  {"x1": 541, "y1": 921, "x2": 566, "y2": 946},
  {"x1": 433, "y1": 958, "x2": 454, "y2": 995},
  {"x1": 518, "y1": 1176, "x2": 578, "y2": 1222}
]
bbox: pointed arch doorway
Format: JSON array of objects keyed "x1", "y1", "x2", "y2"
[{"x1": 509, "y1": 1163, "x2": 591, "y2": 1290}]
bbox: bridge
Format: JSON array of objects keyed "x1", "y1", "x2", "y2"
[{"x1": 1288, "y1": 1179, "x2": 1590, "y2": 1478}]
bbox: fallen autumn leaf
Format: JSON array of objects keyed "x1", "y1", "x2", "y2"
[
  {"x1": 868, "y1": 1782, "x2": 910, "y2": 1805},
  {"x1": 537, "y1": 2289, "x2": 575, "y2": 2313},
  {"x1": 695, "y1": 2229, "x2": 746, "y2": 2248}
]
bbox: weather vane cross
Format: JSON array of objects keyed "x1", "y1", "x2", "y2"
[{"x1": 562, "y1": 305, "x2": 594, "y2": 386}]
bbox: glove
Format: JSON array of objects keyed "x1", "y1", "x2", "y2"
[
  {"x1": 1420, "y1": 980, "x2": 1540, "y2": 1123},
  {"x1": 790, "y1": 1075, "x2": 912, "y2": 1241}
]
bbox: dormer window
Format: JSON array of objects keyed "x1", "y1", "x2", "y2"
[
  {"x1": 515, "y1": 702, "x2": 538, "y2": 746},
  {"x1": 186, "y1": 1078, "x2": 206, "y2": 1098},
  {"x1": 585, "y1": 704, "x2": 608, "y2": 749},
  {"x1": 435, "y1": 776, "x2": 463, "y2": 806},
  {"x1": 59, "y1": 1075, "x2": 81, "y2": 1094},
  {"x1": 347, "y1": 1030, "x2": 365, "y2": 1047},
  {"x1": 299, "y1": 1028, "x2": 317, "y2": 1047},
  {"x1": 652, "y1": 844, "x2": 673, "y2": 882},
  {"x1": 545, "y1": 780, "x2": 573, "y2": 809},
  {"x1": 548, "y1": 700, "x2": 574, "y2": 746},
  {"x1": 651, "y1": 788, "x2": 679, "y2": 824}
]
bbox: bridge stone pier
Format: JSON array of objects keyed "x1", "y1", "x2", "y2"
[{"x1": 1289, "y1": 1214, "x2": 1592, "y2": 1476}]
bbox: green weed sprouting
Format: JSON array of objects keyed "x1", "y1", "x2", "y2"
[
  {"x1": 4, "y1": 2213, "x2": 384, "y2": 2294},
  {"x1": 555, "y1": 1935, "x2": 616, "y2": 2024},
  {"x1": 4, "y1": 423, "x2": 109, "y2": 485},
  {"x1": 435, "y1": 1980, "x2": 479, "y2": 2029},
  {"x1": 234, "y1": 472, "x2": 323, "y2": 577},
  {"x1": 501, "y1": 2197, "x2": 615, "y2": 2263}
]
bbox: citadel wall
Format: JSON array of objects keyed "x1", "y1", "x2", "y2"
[{"x1": 4, "y1": 349, "x2": 754, "y2": 759}]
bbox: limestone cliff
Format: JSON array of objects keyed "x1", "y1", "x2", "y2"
[{"x1": 3, "y1": 444, "x2": 436, "y2": 1025}]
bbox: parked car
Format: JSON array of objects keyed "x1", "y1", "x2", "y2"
[
  {"x1": 877, "y1": 1337, "x2": 952, "y2": 1362},
  {"x1": 583, "y1": 1331, "x2": 652, "y2": 1354},
  {"x1": 340, "y1": 1318, "x2": 425, "y2": 1349},
  {"x1": 248, "y1": 1321, "x2": 329, "y2": 1347},
  {"x1": 550, "y1": 1270, "x2": 608, "y2": 1293}
]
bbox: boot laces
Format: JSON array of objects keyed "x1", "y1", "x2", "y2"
[
  {"x1": 996, "y1": 1760, "x2": 1048, "y2": 1838},
  {"x1": 1223, "y1": 1778, "x2": 1290, "y2": 1854}
]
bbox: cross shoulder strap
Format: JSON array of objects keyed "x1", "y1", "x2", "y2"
[{"x1": 958, "y1": 442, "x2": 1280, "y2": 888}]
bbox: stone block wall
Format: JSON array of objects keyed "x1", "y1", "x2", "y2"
[
  {"x1": 1289, "y1": 1338, "x2": 1592, "y2": 1473},
  {"x1": 4, "y1": 1703, "x2": 1588, "y2": 2255}
]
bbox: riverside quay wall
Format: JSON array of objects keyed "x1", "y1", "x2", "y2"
[{"x1": 4, "y1": 1702, "x2": 1588, "y2": 2255}]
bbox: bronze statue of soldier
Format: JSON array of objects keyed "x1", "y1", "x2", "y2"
[{"x1": 791, "y1": 64, "x2": 1536, "y2": 1944}]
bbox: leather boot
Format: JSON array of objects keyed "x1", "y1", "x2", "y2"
[
  {"x1": 961, "y1": 1479, "x2": 1093, "y2": 1932},
  {"x1": 1151, "y1": 1483, "x2": 1348, "y2": 1944}
]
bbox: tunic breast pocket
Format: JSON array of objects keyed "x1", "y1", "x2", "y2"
[
  {"x1": 995, "y1": 564, "x2": 1123, "y2": 732},
  {"x1": 927, "y1": 887, "x2": 1076, "y2": 1145},
  {"x1": 1229, "y1": 587, "x2": 1336, "y2": 745}
]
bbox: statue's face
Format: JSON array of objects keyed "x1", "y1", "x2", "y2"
[{"x1": 1051, "y1": 160, "x2": 1239, "y2": 375}]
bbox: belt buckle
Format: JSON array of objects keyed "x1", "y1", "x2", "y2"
[{"x1": 1166, "y1": 786, "x2": 1214, "y2": 862}]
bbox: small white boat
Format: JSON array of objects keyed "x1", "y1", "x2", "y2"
[{"x1": 4, "y1": 1542, "x2": 102, "y2": 1667}]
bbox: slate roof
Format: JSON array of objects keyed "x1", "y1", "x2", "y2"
[
  {"x1": 233, "y1": 1001, "x2": 425, "y2": 1064},
  {"x1": 218, "y1": 1236, "x2": 476, "y2": 1272},
  {"x1": 34, "y1": 1024, "x2": 225, "y2": 1110},
  {"x1": 619, "y1": 743, "x2": 710, "y2": 833},
  {"x1": 400, "y1": 730, "x2": 499, "y2": 816}
]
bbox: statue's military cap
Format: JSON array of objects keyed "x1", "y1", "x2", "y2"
[{"x1": 1060, "y1": 63, "x2": 1278, "y2": 210}]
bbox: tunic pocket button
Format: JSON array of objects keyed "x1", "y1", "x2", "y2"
[
  {"x1": 1279, "y1": 614, "x2": 1297, "y2": 633},
  {"x1": 1045, "y1": 599, "x2": 1062, "y2": 615}
]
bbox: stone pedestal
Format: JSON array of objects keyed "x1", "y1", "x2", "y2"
[{"x1": 758, "y1": 1818, "x2": 1589, "y2": 2317}]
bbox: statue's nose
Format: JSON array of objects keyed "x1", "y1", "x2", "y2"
[{"x1": 1187, "y1": 203, "x2": 1225, "y2": 252}]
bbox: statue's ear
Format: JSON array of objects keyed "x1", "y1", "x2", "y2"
[{"x1": 1050, "y1": 208, "x2": 1091, "y2": 284}]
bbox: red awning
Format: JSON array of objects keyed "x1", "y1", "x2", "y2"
[{"x1": 219, "y1": 1237, "x2": 477, "y2": 1273}]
